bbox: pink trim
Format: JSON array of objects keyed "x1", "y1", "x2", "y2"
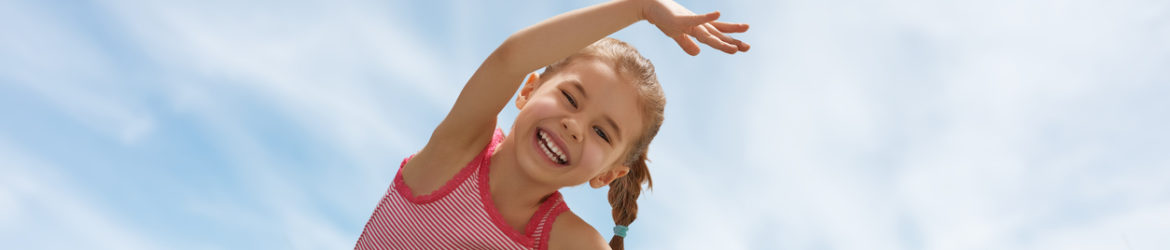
[
  {"x1": 475, "y1": 129, "x2": 571, "y2": 248},
  {"x1": 477, "y1": 143, "x2": 533, "y2": 246},
  {"x1": 524, "y1": 193, "x2": 564, "y2": 235},
  {"x1": 536, "y1": 203, "x2": 570, "y2": 250},
  {"x1": 391, "y1": 130, "x2": 501, "y2": 204}
]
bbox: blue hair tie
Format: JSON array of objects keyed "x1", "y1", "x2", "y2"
[{"x1": 613, "y1": 225, "x2": 629, "y2": 238}]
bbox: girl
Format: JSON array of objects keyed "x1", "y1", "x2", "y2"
[{"x1": 356, "y1": 0, "x2": 750, "y2": 249}]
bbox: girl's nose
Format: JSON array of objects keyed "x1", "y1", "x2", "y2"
[{"x1": 561, "y1": 118, "x2": 582, "y2": 143}]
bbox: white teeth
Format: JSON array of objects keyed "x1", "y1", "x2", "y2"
[
  {"x1": 538, "y1": 130, "x2": 567, "y2": 164},
  {"x1": 542, "y1": 144, "x2": 557, "y2": 161}
]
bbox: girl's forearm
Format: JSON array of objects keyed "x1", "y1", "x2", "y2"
[{"x1": 494, "y1": 0, "x2": 644, "y2": 75}]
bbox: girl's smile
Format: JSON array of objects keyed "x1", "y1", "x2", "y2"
[
  {"x1": 506, "y1": 57, "x2": 646, "y2": 188},
  {"x1": 534, "y1": 127, "x2": 571, "y2": 167}
]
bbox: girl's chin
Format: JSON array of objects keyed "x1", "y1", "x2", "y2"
[{"x1": 516, "y1": 155, "x2": 573, "y2": 179}]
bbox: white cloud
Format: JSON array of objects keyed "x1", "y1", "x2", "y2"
[
  {"x1": 2, "y1": 0, "x2": 1167, "y2": 249},
  {"x1": 98, "y1": 0, "x2": 466, "y2": 170},
  {"x1": 6, "y1": 0, "x2": 439, "y2": 247},
  {"x1": 0, "y1": 1, "x2": 156, "y2": 145},
  {"x1": 632, "y1": 0, "x2": 1170, "y2": 249},
  {"x1": 0, "y1": 139, "x2": 160, "y2": 249}
]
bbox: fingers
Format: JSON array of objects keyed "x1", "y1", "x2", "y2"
[
  {"x1": 672, "y1": 34, "x2": 701, "y2": 56},
  {"x1": 678, "y1": 11, "x2": 721, "y2": 27},
  {"x1": 693, "y1": 25, "x2": 739, "y2": 54},
  {"x1": 671, "y1": 11, "x2": 753, "y2": 55},
  {"x1": 710, "y1": 21, "x2": 750, "y2": 33},
  {"x1": 705, "y1": 23, "x2": 750, "y2": 52}
]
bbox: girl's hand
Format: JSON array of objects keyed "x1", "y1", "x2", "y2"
[{"x1": 640, "y1": 0, "x2": 751, "y2": 55}]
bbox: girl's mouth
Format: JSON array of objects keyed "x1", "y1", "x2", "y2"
[{"x1": 535, "y1": 128, "x2": 570, "y2": 166}]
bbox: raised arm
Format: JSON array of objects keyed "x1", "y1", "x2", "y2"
[{"x1": 425, "y1": 0, "x2": 749, "y2": 153}]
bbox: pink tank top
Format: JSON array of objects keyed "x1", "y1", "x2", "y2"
[{"x1": 355, "y1": 129, "x2": 570, "y2": 250}]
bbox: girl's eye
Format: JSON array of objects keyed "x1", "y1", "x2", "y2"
[
  {"x1": 561, "y1": 90, "x2": 578, "y2": 108},
  {"x1": 594, "y1": 126, "x2": 610, "y2": 143}
]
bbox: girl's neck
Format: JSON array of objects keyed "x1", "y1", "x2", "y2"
[{"x1": 489, "y1": 134, "x2": 559, "y2": 211}]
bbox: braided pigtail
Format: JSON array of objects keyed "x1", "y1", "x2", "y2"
[{"x1": 608, "y1": 152, "x2": 653, "y2": 250}]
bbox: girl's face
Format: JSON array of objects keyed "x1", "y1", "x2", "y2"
[{"x1": 512, "y1": 58, "x2": 644, "y2": 188}]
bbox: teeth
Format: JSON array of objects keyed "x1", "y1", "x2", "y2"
[
  {"x1": 538, "y1": 130, "x2": 567, "y2": 164},
  {"x1": 542, "y1": 143, "x2": 557, "y2": 162}
]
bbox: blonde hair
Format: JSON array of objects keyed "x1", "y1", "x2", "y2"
[{"x1": 540, "y1": 37, "x2": 665, "y2": 250}]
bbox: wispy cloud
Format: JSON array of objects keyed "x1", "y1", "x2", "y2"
[
  {"x1": 0, "y1": 1, "x2": 156, "y2": 146},
  {"x1": 632, "y1": 0, "x2": 1170, "y2": 249},
  {"x1": 0, "y1": 139, "x2": 160, "y2": 249},
  {"x1": 1, "y1": 0, "x2": 1167, "y2": 249}
]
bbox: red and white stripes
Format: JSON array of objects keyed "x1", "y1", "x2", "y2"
[{"x1": 355, "y1": 129, "x2": 568, "y2": 250}]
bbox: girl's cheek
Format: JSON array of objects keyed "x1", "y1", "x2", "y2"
[
  {"x1": 516, "y1": 100, "x2": 552, "y2": 124},
  {"x1": 528, "y1": 98, "x2": 561, "y2": 116},
  {"x1": 581, "y1": 143, "x2": 607, "y2": 170}
]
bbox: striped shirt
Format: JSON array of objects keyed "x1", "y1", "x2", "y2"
[{"x1": 356, "y1": 129, "x2": 570, "y2": 250}]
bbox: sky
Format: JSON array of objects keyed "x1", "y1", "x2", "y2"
[{"x1": 1, "y1": 0, "x2": 1168, "y2": 249}]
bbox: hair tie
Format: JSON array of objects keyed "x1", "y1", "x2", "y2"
[{"x1": 613, "y1": 225, "x2": 629, "y2": 238}]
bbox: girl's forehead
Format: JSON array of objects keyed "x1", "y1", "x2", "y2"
[{"x1": 550, "y1": 58, "x2": 625, "y2": 89}]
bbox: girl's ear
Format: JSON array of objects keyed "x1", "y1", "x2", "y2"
[
  {"x1": 515, "y1": 72, "x2": 541, "y2": 109},
  {"x1": 590, "y1": 165, "x2": 630, "y2": 188}
]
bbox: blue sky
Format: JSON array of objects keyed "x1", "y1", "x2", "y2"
[{"x1": 2, "y1": 0, "x2": 1168, "y2": 249}]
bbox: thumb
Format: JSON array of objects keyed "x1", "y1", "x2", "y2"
[{"x1": 678, "y1": 11, "x2": 720, "y2": 26}]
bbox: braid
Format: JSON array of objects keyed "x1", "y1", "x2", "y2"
[{"x1": 608, "y1": 152, "x2": 653, "y2": 250}]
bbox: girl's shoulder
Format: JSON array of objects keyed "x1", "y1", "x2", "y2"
[
  {"x1": 548, "y1": 211, "x2": 610, "y2": 250},
  {"x1": 400, "y1": 127, "x2": 502, "y2": 197}
]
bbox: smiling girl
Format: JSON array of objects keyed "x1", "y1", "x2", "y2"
[{"x1": 355, "y1": 0, "x2": 749, "y2": 249}]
